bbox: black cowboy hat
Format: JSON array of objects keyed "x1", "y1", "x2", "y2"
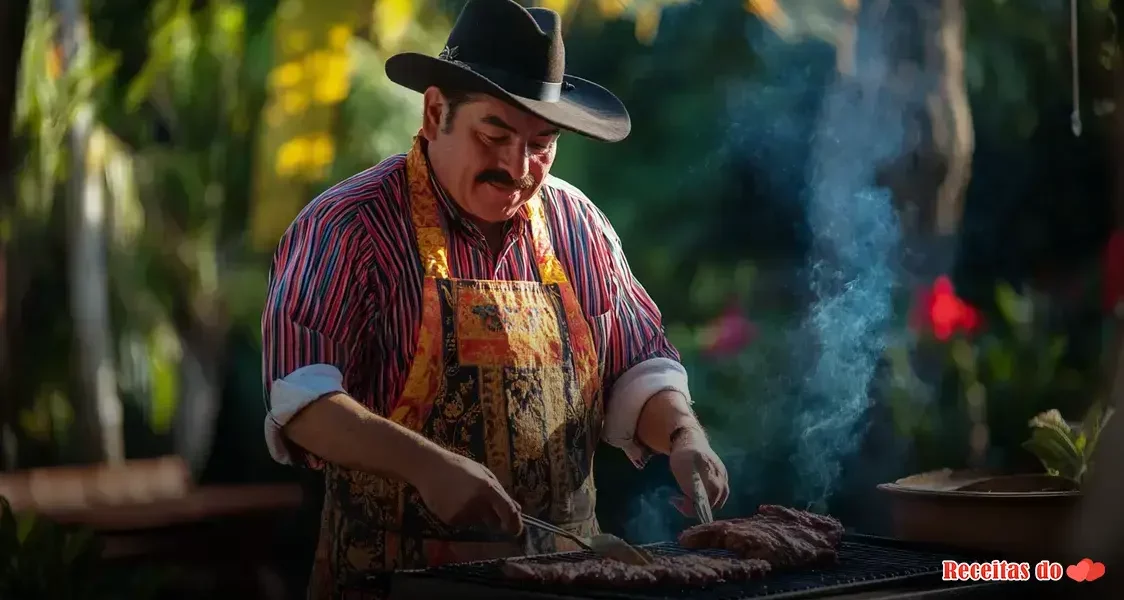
[{"x1": 385, "y1": 0, "x2": 631, "y2": 143}]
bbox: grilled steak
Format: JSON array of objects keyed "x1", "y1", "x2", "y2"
[
  {"x1": 501, "y1": 555, "x2": 770, "y2": 587},
  {"x1": 678, "y1": 504, "x2": 844, "y2": 567}
]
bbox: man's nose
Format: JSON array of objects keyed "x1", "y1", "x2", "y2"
[{"x1": 497, "y1": 143, "x2": 530, "y2": 179}]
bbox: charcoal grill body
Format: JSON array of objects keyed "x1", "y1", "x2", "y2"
[{"x1": 383, "y1": 534, "x2": 1073, "y2": 599}]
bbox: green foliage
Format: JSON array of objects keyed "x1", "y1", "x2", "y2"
[
  {"x1": 324, "y1": 17, "x2": 446, "y2": 188},
  {"x1": 887, "y1": 281, "x2": 1097, "y2": 471},
  {"x1": 1022, "y1": 403, "x2": 1115, "y2": 483},
  {"x1": 6, "y1": 0, "x2": 1121, "y2": 492},
  {"x1": 964, "y1": 0, "x2": 1116, "y2": 139},
  {"x1": 0, "y1": 497, "x2": 169, "y2": 600}
]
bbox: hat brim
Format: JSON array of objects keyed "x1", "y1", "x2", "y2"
[{"x1": 385, "y1": 52, "x2": 631, "y2": 143}]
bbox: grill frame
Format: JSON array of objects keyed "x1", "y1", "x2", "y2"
[{"x1": 386, "y1": 534, "x2": 998, "y2": 600}]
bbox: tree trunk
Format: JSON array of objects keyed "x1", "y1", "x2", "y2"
[
  {"x1": 926, "y1": 0, "x2": 973, "y2": 236},
  {"x1": 860, "y1": 0, "x2": 972, "y2": 240},
  {"x1": 55, "y1": 0, "x2": 124, "y2": 465}
]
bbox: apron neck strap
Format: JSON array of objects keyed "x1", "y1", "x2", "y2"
[{"x1": 406, "y1": 135, "x2": 567, "y2": 284}]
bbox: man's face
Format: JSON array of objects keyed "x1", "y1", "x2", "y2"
[{"x1": 421, "y1": 87, "x2": 560, "y2": 225}]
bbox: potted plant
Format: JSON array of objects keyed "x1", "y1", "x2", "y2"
[
  {"x1": 879, "y1": 275, "x2": 1099, "y2": 556},
  {"x1": 1022, "y1": 403, "x2": 1115, "y2": 485}
]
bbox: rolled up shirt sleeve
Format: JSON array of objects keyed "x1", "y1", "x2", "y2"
[
  {"x1": 261, "y1": 202, "x2": 377, "y2": 466},
  {"x1": 582, "y1": 204, "x2": 690, "y2": 467}
]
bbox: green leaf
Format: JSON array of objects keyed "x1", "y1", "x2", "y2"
[
  {"x1": 1023, "y1": 413, "x2": 1084, "y2": 481},
  {"x1": 1022, "y1": 429, "x2": 1082, "y2": 480},
  {"x1": 62, "y1": 528, "x2": 95, "y2": 565},
  {"x1": 985, "y1": 345, "x2": 1014, "y2": 382},
  {"x1": 16, "y1": 513, "x2": 37, "y2": 545},
  {"x1": 995, "y1": 282, "x2": 1030, "y2": 325}
]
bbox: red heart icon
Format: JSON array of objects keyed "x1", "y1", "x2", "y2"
[
  {"x1": 1067, "y1": 561, "x2": 1090, "y2": 582},
  {"x1": 1086, "y1": 560, "x2": 1106, "y2": 582}
]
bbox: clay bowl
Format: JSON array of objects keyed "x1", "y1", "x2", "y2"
[{"x1": 877, "y1": 470, "x2": 1082, "y2": 559}]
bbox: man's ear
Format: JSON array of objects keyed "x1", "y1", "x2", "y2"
[{"x1": 421, "y1": 87, "x2": 445, "y2": 141}]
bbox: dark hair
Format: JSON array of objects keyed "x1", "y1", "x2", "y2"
[{"x1": 439, "y1": 87, "x2": 475, "y2": 134}]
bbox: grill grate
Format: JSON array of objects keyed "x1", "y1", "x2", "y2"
[{"x1": 389, "y1": 535, "x2": 977, "y2": 600}]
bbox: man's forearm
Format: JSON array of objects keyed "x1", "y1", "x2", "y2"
[
  {"x1": 284, "y1": 393, "x2": 447, "y2": 482},
  {"x1": 635, "y1": 389, "x2": 705, "y2": 454}
]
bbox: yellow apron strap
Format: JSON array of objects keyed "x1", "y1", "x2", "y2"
[
  {"x1": 406, "y1": 137, "x2": 451, "y2": 279},
  {"x1": 524, "y1": 195, "x2": 568, "y2": 286},
  {"x1": 406, "y1": 134, "x2": 569, "y2": 286}
]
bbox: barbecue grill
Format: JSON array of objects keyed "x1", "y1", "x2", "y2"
[{"x1": 386, "y1": 534, "x2": 1020, "y2": 599}]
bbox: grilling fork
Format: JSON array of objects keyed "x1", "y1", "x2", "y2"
[
  {"x1": 520, "y1": 513, "x2": 653, "y2": 566},
  {"x1": 690, "y1": 456, "x2": 714, "y2": 524}
]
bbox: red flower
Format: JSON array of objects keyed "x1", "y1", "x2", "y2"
[
  {"x1": 1102, "y1": 230, "x2": 1124, "y2": 316},
  {"x1": 910, "y1": 276, "x2": 981, "y2": 341},
  {"x1": 700, "y1": 301, "x2": 757, "y2": 357}
]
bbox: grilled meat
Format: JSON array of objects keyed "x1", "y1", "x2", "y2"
[
  {"x1": 678, "y1": 504, "x2": 844, "y2": 567},
  {"x1": 501, "y1": 555, "x2": 770, "y2": 587}
]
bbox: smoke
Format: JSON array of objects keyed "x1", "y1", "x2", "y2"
[
  {"x1": 620, "y1": 484, "x2": 679, "y2": 544},
  {"x1": 617, "y1": 5, "x2": 926, "y2": 538},
  {"x1": 791, "y1": 11, "x2": 908, "y2": 508},
  {"x1": 794, "y1": 187, "x2": 900, "y2": 508},
  {"x1": 708, "y1": 9, "x2": 914, "y2": 510}
]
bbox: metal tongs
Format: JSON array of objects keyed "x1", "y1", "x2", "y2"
[
  {"x1": 690, "y1": 456, "x2": 714, "y2": 524},
  {"x1": 520, "y1": 513, "x2": 653, "y2": 566}
]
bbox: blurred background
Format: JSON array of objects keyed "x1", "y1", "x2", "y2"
[{"x1": 1, "y1": 0, "x2": 1122, "y2": 598}]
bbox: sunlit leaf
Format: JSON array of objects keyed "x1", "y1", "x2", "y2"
[
  {"x1": 282, "y1": 90, "x2": 309, "y2": 114},
  {"x1": 374, "y1": 0, "x2": 415, "y2": 51},
  {"x1": 269, "y1": 61, "x2": 304, "y2": 89},
  {"x1": 284, "y1": 29, "x2": 310, "y2": 55},
  {"x1": 634, "y1": 6, "x2": 661, "y2": 45},
  {"x1": 596, "y1": 0, "x2": 629, "y2": 19},
  {"x1": 275, "y1": 137, "x2": 310, "y2": 176},
  {"x1": 539, "y1": 0, "x2": 572, "y2": 14}
]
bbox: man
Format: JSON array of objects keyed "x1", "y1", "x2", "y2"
[{"x1": 261, "y1": 1, "x2": 729, "y2": 598}]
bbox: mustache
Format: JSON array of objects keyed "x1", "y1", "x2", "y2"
[{"x1": 477, "y1": 170, "x2": 535, "y2": 190}]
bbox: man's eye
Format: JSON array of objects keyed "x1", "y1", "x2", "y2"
[
  {"x1": 529, "y1": 141, "x2": 550, "y2": 151},
  {"x1": 485, "y1": 134, "x2": 508, "y2": 144}
]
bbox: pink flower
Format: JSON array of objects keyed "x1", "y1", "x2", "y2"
[{"x1": 700, "y1": 301, "x2": 757, "y2": 357}]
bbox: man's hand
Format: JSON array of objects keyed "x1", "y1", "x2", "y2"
[
  {"x1": 667, "y1": 428, "x2": 729, "y2": 516},
  {"x1": 413, "y1": 447, "x2": 524, "y2": 536}
]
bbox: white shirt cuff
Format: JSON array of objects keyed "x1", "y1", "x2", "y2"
[
  {"x1": 264, "y1": 364, "x2": 345, "y2": 464},
  {"x1": 602, "y1": 357, "x2": 691, "y2": 467}
]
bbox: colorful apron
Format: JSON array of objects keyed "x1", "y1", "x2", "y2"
[{"x1": 308, "y1": 138, "x2": 605, "y2": 600}]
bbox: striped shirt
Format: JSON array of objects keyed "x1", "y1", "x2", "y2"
[{"x1": 261, "y1": 153, "x2": 689, "y2": 466}]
